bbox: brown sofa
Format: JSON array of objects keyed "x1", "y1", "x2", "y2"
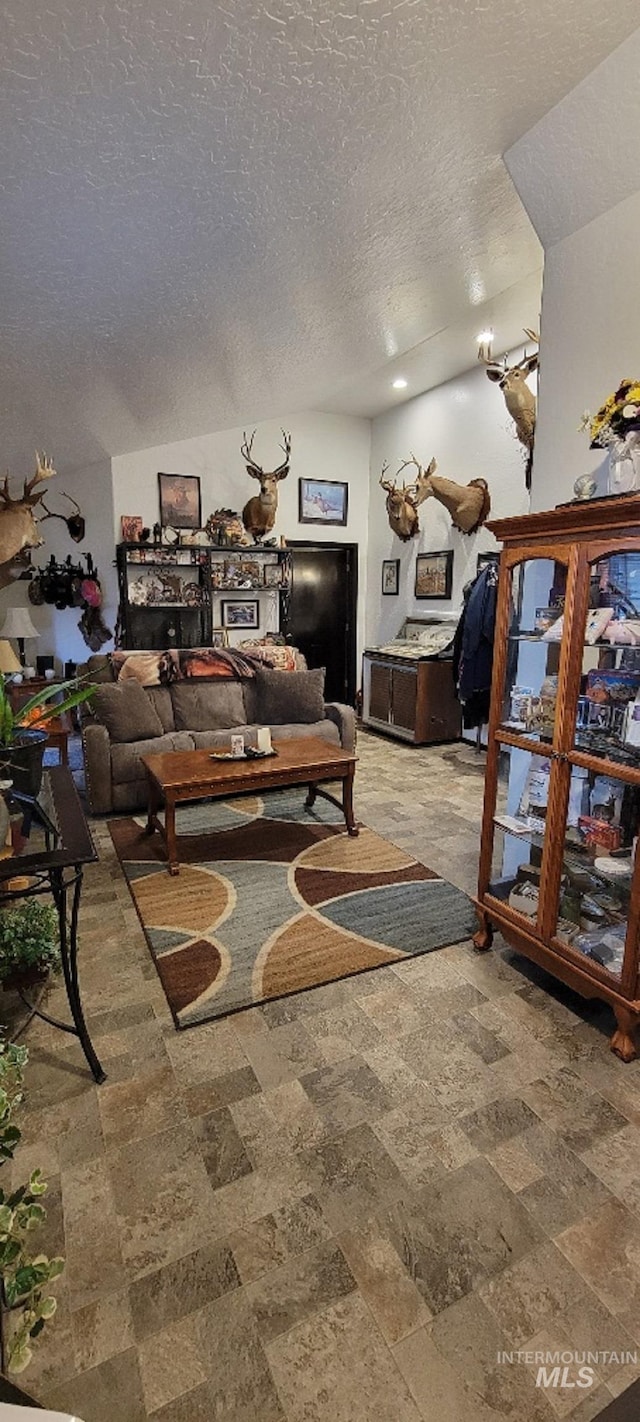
[{"x1": 80, "y1": 653, "x2": 356, "y2": 814}]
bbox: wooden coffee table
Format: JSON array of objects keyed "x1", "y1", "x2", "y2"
[{"x1": 141, "y1": 736, "x2": 359, "y2": 875}]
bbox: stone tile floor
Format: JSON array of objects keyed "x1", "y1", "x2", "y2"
[{"x1": 5, "y1": 731, "x2": 640, "y2": 1420}]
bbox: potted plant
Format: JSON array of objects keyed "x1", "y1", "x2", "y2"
[
  {"x1": 0, "y1": 674, "x2": 95, "y2": 798},
  {"x1": 0, "y1": 902, "x2": 60, "y2": 992},
  {"x1": 0, "y1": 1035, "x2": 64, "y2": 1373}
]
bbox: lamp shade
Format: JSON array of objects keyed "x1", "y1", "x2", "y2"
[
  {"x1": 0, "y1": 607, "x2": 40, "y2": 641},
  {"x1": 0, "y1": 640, "x2": 21, "y2": 674}
]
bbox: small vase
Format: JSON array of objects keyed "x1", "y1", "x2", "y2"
[{"x1": 607, "y1": 432, "x2": 640, "y2": 495}]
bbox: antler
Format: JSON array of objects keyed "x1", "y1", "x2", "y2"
[
  {"x1": 23, "y1": 450, "x2": 56, "y2": 504},
  {"x1": 240, "y1": 431, "x2": 263, "y2": 480},
  {"x1": 413, "y1": 456, "x2": 436, "y2": 506},
  {"x1": 379, "y1": 460, "x2": 396, "y2": 493},
  {"x1": 272, "y1": 430, "x2": 292, "y2": 481},
  {"x1": 0, "y1": 476, "x2": 14, "y2": 507}
]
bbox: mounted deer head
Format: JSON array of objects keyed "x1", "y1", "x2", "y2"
[
  {"x1": 379, "y1": 455, "x2": 435, "y2": 541},
  {"x1": 421, "y1": 474, "x2": 491, "y2": 535},
  {"x1": 39, "y1": 491, "x2": 85, "y2": 543},
  {"x1": 241, "y1": 430, "x2": 291, "y2": 543},
  {"x1": 0, "y1": 451, "x2": 57, "y2": 575},
  {"x1": 479, "y1": 329, "x2": 539, "y2": 488}
]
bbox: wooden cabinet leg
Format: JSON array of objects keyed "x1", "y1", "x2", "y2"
[
  {"x1": 473, "y1": 908, "x2": 494, "y2": 953},
  {"x1": 165, "y1": 798, "x2": 179, "y2": 876},
  {"x1": 343, "y1": 765, "x2": 359, "y2": 837},
  {"x1": 610, "y1": 1005, "x2": 639, "y2": 1063}
]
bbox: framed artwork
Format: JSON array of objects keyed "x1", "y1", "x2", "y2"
[
  {"x1": 221, "y1": 599, "x2": 260, "y2": 629},
  {"x1": 264, "y1": 563, "x2": 282, "y2": 587},
  {"x1": 476, "y1": 551, "x2": 500, "y2": 575},
  {"x1": 158, "y1": 473, "x2": 202, "y2": 530},
  {"x1": 414, "y1": 549, "x2": 454, "y2": 600},
  {"x1": 211, "y1": 627, "x2": 230, "y2": 648},
  {"x1": 121, "y1": 515, "x2": 143, "y2": 543},
  {"x1": 299, "y1": 478, "x2": 348, "y2": 526},
  {"x1": 382, "y1": 559, "x2": 400, "y2": 596}
]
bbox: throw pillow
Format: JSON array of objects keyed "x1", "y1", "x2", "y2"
[
  {"x1": 91, "y1": 680, "x2": 164, "y2": 743},
  {"x1": 170, "y1": 681, "x2": 246, "y2": 731},
  {"x1": 240, "y1": 642, "x2": 298, "y2": 673},
  {"x1": 255, "y1": 666, "x2": 326, "y2": 724}
]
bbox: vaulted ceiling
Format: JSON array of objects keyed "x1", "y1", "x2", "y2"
[{"x1": 2, "y1": 2, "x2": 638, "y2": 471}]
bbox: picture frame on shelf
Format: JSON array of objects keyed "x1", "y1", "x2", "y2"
[
  {"x1": 382, "y1": 559, "x2": 400, "y2": 596},
  {"x1": 414, "y1": 549, "x2": 454, "y2": 600},
  {"x1": 263, "y1": 563, "x2": 282, "y2": 588},
  {"x1": 211, "y1": 627, "x2": 230, "y2": 648},
  {"x1": 158, "y1": 473, "x2": 202, "y2": 530},
  {"x1": 121, "y1": 515, "x2": 143, "y2": 543},
  {"x1": 299, "y1": 478, "x2": 348, "y2": 527},
  {"x1": 476, "y1": 551, "x2": 500, "y2": 575},
  {"x1": 221, "y1": 599, "x2": 260, "y2": 629}
]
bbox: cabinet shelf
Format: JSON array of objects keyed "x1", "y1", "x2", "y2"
[{"x1": 476, "y1": 504, "x2": 640, "y2": 1061}]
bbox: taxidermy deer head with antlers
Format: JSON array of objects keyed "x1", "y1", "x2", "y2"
[
  {"x1": 479, "y1": 330, "x2": 539, "y2": 489},
  {"x1": 379, "y1": 456, "x2": 436, "y2": 541},
  {"x1": 241, "y1": 430, "x2": 291, "y2": 543},
  {"x1": 0, "y1": 452, "x2": 57, "y2": 588}
]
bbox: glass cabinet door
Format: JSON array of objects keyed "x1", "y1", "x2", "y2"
[
  {"x1": 488, "y1": 742, "x2": 562, "y2": 934},
  {"x1": 498, "y1": 555, "x2": 570, "y2": 746}
]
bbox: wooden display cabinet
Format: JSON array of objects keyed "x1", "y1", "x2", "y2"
[
  {"x1": 474, "y1": 494, "x2": 640, "y2": 1061},
  {"x1": 363, "y1": 653, "x2": 461, "y2": 745}
]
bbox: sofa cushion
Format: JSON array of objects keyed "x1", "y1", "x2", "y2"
[
  {"x1": 268, "y1": 720, "x2": 340, "y2": 747},
  {"x1": 189, "y1": 727, "x2": 252, "y2": 750},
  {"x1": 91, "y1": 681, "x2": 164, "y2": 743},
  {"x1": 110, "y1": 731, "x2": 195, "y2": 784},
  {"x1": 170, "y1": 681, "x2": 246, "y2": 732},
  {"x1": 145, "y1": 686, "x2": 175, "y2": 733},
  {"x1": 255, "y1": 666, "x2": 325, "y2": 725}
]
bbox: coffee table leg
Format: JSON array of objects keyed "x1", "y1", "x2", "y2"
[
  {"x1": 304, "y1": 782, "x2": 318, "y2": 810},
  {"x1": 166, "y1": 796, "x2": 179, "y2": 875},
  {"x1": 343, "y1": 764, "x2": 358, "y2": 837},
  {"x1": 145, "y1": 776, "x2": 158, "y2": 836}
]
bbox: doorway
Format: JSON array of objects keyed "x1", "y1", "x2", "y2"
[{"x1": 287, "y1": 543, "x2": 358, "y2": 705}]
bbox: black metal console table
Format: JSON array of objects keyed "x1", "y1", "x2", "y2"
[{"x1": 0, "y1": 766, "x2": 105, "y2": 1084}]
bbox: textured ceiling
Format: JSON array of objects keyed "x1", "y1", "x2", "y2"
[{"x1": 1, "y1": 1, "x2": 638, "y2": 471}]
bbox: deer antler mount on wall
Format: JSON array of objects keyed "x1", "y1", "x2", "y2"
[
  {"x1": 379, "y1": 456, "x2": 435, "y2": 541},
  {"x1": 479, "y1": 329, "x2": 539, "y2": 489},
  {"x1": 0, "y1": 451, "x2": 57, "y2": 589},
  {"x1": 380, "y1": 456, "x2": 490, "y2": 538},
  {"x1": 241, "y1": 430, "x2": 291, "y2": 543}
]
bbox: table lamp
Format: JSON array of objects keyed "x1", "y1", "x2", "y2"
[
  {"x1": 0, "y1": 640, "x2": 21, "y2": 675},
  {"x1": 0, "y1": 607, "x2": 40, "y2": 666}
]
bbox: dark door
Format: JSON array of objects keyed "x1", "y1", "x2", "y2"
[{"x1": 287, "y1": 543, "x2": 358, "y2": 705}]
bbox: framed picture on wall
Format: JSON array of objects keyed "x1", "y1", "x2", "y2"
[
  {"x1": 476, "y1": 551, "x2": 500, "y2": 575},
  {"x1": 299, "y1": 478, "x2": 348, "y2": 526},
  {"x1": 382, "y1": 559, "x2": 400, "y2": 596},
  {"x1": 414, "y1": 549, "x2": 454, "y2": 600},
  {"x1": 158, "y1": 473, "x2": 202, "y2": 529},
  {"x1": 221, "y1": 599, "x2": 260, "y2": 629}
]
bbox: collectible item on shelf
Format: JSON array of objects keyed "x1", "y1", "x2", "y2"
[
  {"x1": 121, "y1": 515, "x2": 143, "y2": 542},
  {"x1": 478, "y1": 329, "x2": 539, "y2": 489},
  {"x1": 205, "y1": 508, "x2": 250, "y2": 546},
  {"x1": 415, "y1": 549, "x2": 454, "y2": 600},
  {"x1": 158, "y1": 473, "x2": 202, "y2": 529},
  {"x1": 263, "y1": 562, "x2": 282, "y2": 588},
  {"x1": 382, "y1": 559, "x2": 400, "y2": 596},
  {"x1": 128, "y1": 571, "x2": 204, "y2": 607},
  {"x1": 299, "y1": 476, "x2": 348, "y2": 528},
  {"x1": 241, "y1": 430, "x2": 291, "y2": 542},
  {"x1": 534, "y1": 607, "x2": 558, "y2": 633}
]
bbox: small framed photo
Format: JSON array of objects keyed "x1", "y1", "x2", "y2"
[
  {"x1": 158, "y1": 473, "x2": 202, "y2": 529},
  {"x1": 299, "y1": 478, "x2": 348, "y2": 527},
  {"x1": 382, "y1": 559, "x2": 400, "y2": 596},
  {"x1": 221, "y1": 599, "x2": 260, "y2": 629},
  {"x1": 476, "y1": 551, "x2": 499, "y2": 575},
  {"x1": 211, "y1": 627, "x2": 230, "y2": 648},
  {"x1": 414, "y1": 549, "x2": 454, "y2": 600},
  {"x1": 264, "y1": 562, "x2": 282, "y2": 588},
  {"x1": 121, "y1": 515, "x2": 143, "y2": 543}
]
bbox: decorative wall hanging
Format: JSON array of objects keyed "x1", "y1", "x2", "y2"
[
  {"x1": 478, "y1": 329, "x2": 539, "y2": 489},
  {"x1": 158, "y1": 473, "x2": 202, "y2": 529},
  {"x1": 580, "y1": 379, "x2": 640, "y2": 497},
  {"x1": 28, "y1": 552, "x2": 112, "y2": 650},
  {"x1": 121, "y1": 515, "x2": 143, "y2": 542},
  {"x1": 39, "y1": 491, "x2": 86, "y2": 543},
  {"x1": 415, "y1": 550, "x2": 454, "y2": 600},
  {"x1": 422, "y1": 468, "x2": 491, "y2": 535},
  {"x1": 241, "y1": 431, "x2": 291, "y2": 542},
  {"x1": 221, "y1": 599, "x2": 260, "y2": 629},
  {"x1": 379, "y1": 457, "x2": 435, "y2": 541},
  {"x1": 382, "y1": 559, "x2": 400, "y2": 595},
  {"x1": 0, "y1": 452, "x2": 56, "y2": 590},
  {"x1": 205, "y1": 509, "x2": 251, "y2": 547},
  {"x1": 298, "y1": 477, "x2": 347, "y2": 527}
]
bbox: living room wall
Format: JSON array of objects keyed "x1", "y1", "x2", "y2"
[
  {"x1": 366, "y1": 351, "x2": 532, "y2": 647},
  {"x1": 111, "y1": 410, "x2": 371, "y2": 658}
]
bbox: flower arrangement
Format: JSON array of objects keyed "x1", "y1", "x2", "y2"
[{"x1": 583, "y1": 380, "x2": 640, "y2": 449}]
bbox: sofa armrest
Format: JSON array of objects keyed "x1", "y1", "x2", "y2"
[
  {"x1": 324, "y1": 703, "x2": 356, "y2": 754},
  {"x1": 82, "y1": 723, "x2": 113, "y2": 814}
]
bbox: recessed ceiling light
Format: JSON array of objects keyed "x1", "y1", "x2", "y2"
[
  {"x1": 392, "y1": 377, "x2": 408, "y2": 390},
  {"x1": 476, "y1": 329, "x2": 493, "y2": 345}
]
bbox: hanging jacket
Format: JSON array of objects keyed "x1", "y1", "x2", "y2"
[{"x1": 452, "y1": 563, "x2": 499, "y2": 728}]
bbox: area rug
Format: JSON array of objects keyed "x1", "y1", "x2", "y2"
[{"x1": 109, "y1": 790, "x2": 476, "y2": 1028}]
